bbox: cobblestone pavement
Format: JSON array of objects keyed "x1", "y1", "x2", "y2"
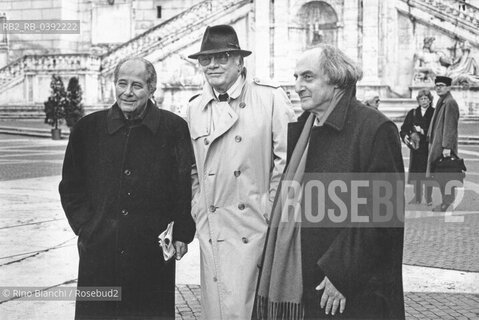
[
  {"x1": 404, "y1": 213, "x2": 479, "y2": 272},
  {"x1": 178, "y1": 285, "x2": 479, "y2": 320},
  {"x1": 404, "y1": 292, "x2": 479, "y2": 320},
  {"x1": 176, "y1": 285, "x2": 201, "y2": 320}
]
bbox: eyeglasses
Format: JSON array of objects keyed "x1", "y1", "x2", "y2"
[
  {"x1": 198, "y1": 52, "x2": 231, "y2": 66},
  {"x1": 435, "y1": 84, "x2": 447, "y2": 88}
]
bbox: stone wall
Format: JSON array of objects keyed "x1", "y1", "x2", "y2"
[{"x1": 1, "y1": 0, "x2": 93, "y2": 61}]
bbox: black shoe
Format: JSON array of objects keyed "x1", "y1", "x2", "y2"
[{"x1": 432, "y1": 203, "x2": 449, "y2": 212}]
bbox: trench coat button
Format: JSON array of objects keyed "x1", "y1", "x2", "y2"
[
  {"x1": 235, "y1": 135, "x2": 242, "y2": 143},
  {"x1": 209, "y1": 205, "x2": 216, "y2": 213},
  {"x1": 234, "y1": 170, "x2": 241, "y2": 177},
  {"x1": 239, "y1": 102, "x2": 246, "y2": 108},
  {"x1": 127, "y1": 191, "x2": 134, "y2": 198},
  {"x1": 204, "y1": 138, "x2": 209, "y2": 145},
  {"x1": 242, "y1": 237, "x2": 248, "y2": 244},
  {"x1": 124, "y1": 169, "x2": 131, "y2": 176},
  {"x1": 209, "y1": 239, "x2": 212, "y2": 244},
  {"x1": 121, "y1": 209, "x2": 128, "y2": 216},
  {"x1": 213, "y1": 277, "x2": 218, "y2": 282},
  {"x1": 238, "y1": 203, "x2": 245, "y2": 210},
  {"x1": 120, "y1": 249, "x2": 126, "y2": 255}
]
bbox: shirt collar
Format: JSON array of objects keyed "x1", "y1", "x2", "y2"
[
  {"x1": 200, "y1": 75, "x2": 246, "y2": 110},
  {"x1": 107, "y1": 99, "x2": 160, "y2": 135}
]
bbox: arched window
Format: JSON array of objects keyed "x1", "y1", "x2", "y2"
[{"x1": 290, "y1": 1, "x2": 338, "y2": 49}]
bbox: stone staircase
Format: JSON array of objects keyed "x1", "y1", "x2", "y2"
[
  {"x1": 397, "y1": 0, "x2": 479, "y2": 46},
  {"x1": 0, "y1": 104, "x2": 44, "y2": 119},
  {"x1": 100, "y1": 0, "x2": 250, "y2": 76},
  {"x1": 0, "y1": 0, "x2": 251, "y2": 95}
]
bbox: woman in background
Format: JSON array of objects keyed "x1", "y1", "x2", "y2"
[{"x1": 400, "y1": 89, "x2": 435, "y2": 205}]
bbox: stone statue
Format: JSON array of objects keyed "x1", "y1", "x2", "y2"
[
  {"x1": 447, "y1": 41, "x2": 479, "y2": 87},
  {"x1": 413, "y1": 37, "x2": 451, "y2": 83}
]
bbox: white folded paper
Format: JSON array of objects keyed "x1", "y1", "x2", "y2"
[{"x1": 158, "y1": 221, "x2": 176, "y2": 261}]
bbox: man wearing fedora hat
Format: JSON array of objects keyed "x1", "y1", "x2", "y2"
[
  {"x1": 186, "y1": 25, "x2": 295, "y2": 319},
  {"x1": 426, "y1": 76, "x2": 460, "y2": 211}
]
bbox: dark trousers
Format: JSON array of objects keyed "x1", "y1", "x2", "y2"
[
  {"x1": 439, "y1": 182, "x2": 456, "y2": 206},
  {"x1": 412, "y1": 179, "x2": 432, "y2": 203}
]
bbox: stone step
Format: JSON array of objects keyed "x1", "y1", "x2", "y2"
[
  {"x1": 0, "y1": 105, "x2": 107, "y2": 120},
  {"x1": 0, "y1": 126, "x2": 70, "y2": 138}
]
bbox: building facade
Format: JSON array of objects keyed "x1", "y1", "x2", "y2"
[{"x1": 1, "y1": 0, "x2": 479, "y2": 117}]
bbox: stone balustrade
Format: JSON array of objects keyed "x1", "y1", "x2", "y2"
[
  {"x1": 0, "y1": 54, "x2": 100, "y2": 90},
  {"x1": 0, "y1": 57, "x2": 23, "y2": 87},
  {"x1": 408, "y1": 0, "x2": 479, "y2": 26}
]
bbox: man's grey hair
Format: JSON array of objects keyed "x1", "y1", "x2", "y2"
[
  {"x1": 113, "y1": 57, "x2": 157, "y2": 93},
  {"x1": 315, "y1": 44, "x2": 363, "y2": 89}
]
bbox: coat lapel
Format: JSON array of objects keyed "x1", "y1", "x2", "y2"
[
  {"x1": 207, "y1": 103, "x2": 239, "y2": 144},
  {"x1": 428, "y1": 94, "x2": 447, "y2": 140}
]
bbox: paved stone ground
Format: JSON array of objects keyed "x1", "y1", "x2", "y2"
[
  {"x1": 176, "y1": 285, "x2": 201, "y2": 320},
  {"x1": 404, "y1": 213, "x2": 479, "y2": 272},
  {"x1": 177, "y1": 286, "x2": 479, "y2": 320},
  {"x1": 404, "y1": 292, "x2": 479, "y2": 320}
]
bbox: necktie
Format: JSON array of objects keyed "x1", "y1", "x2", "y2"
[{"x1": 218, "y1": 93, "x2": 229, "y2": 102}]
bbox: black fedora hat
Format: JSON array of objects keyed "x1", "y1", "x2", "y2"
[{"x1": 188, "y1": 25, "x2": 252, "y2": 59}]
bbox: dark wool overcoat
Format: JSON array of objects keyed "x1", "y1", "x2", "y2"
[
  {"x1": 287, "y1": 88, "x2": 406, "y2": 320},
  {"x1": 426, "y1": 91, "x2": 460, "y2": 177},
  {"x1": 400, "y1": 106, "x2": 434, "y2": 183},
  {"x1": 59, "y1": 101, "x2": 195, "y2": 320}
]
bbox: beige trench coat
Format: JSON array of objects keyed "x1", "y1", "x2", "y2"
[{"x1": 187, "y1": 77, "x2": 295, "y2": 320}]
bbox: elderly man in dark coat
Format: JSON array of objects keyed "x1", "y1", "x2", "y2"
[
  {"x1": 256, "y1": 45, "x2": 405, "y2": 320},
  {"x1": 426, "y1": 76, "x2": 460, "y2": 212},
  {"x1": 59, "y1": 57, "x2": 195, "y2": 319}
]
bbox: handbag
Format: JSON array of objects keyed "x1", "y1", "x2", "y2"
[
  {"x1": 432, "y1": 155, "x2": 467, "y2": 182},
  {"x1": 404, "y1": 109, "x2": 421, "y2": 150},
  {"x1": 407, "y1": 132, "x2": 421, "y2": 150}
]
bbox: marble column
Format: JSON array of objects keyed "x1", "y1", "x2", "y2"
[
  {"x1": 253, "y1": 0, "x2": 270, "y2": 79},
  {"x1": 273, "y1": 0, "x2": 291, "y2": 82},
  {"x1": 342, "y1": 0, "x2": 360, "y2": 62},
  {"x1": 361, "y1": 0, "x2": 381, "y2": 85}
]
